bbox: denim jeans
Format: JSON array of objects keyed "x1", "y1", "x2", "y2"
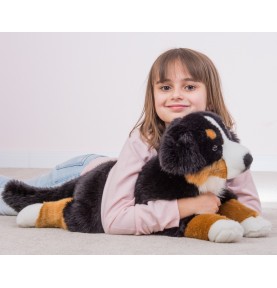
[{"x1": 0, "y1": 154, "x2": 103, "y2": 215}]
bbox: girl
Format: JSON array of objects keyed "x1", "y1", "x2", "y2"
[{"x1": 0, "y1": 48, "x2": 261, "y2": 236}]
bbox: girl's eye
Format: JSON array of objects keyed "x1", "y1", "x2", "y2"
[
  {"x1": 160, "y1": 85, "x2": 171, "y2": 91},
  {"x1": 185, "y1": 85, "x2": 196, "y2": 91}
]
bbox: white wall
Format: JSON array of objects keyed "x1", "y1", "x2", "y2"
[{"x1": 0, "y1": 33, "x2": 277, "y2": 170}]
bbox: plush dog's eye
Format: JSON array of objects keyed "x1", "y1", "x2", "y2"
[{"x1": 212, "y1": 145, "x2": 218, "y2": 151}]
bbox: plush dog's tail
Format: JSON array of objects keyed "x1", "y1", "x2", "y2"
[{"x1": 2, "y1": 178, "x2": 78, "y2": 212}]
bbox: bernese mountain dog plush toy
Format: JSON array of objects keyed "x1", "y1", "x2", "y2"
[{"x1": 3, "y1": 111, "x2": 271, "y2": 242}]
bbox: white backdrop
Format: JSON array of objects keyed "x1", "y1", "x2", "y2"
[{"x1": 0, "y1": 33, "x2": 277, "y2": 170}]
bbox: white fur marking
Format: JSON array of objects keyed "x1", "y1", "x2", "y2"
[
  {"x1": 16, "y1": 203, "x2": 43, "y2": 228},
  {"x1": 199, "y1": 176, "x2": 226, "y2": 195},
  {"x1": 208, "y1": 219, "x2": 243, "y2": 243},
  {"x1": 241, "y1": 216, "x2": 272, "y2": 237},
  {"x1": 204, "y1": 116, "x2": 228, "y2": 142}
]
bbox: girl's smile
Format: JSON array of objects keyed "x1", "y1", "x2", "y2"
[{"x1": 166, "y1": 104, "x2": 190, "y2": 112}]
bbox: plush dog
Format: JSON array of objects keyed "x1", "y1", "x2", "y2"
[{"x1": 3, "y1": 111, "x2": 271, "y2": 242}]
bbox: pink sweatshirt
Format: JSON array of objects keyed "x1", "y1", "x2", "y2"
[{"x1": 81, "y1": 129, "x2": 262, "y2": 235}]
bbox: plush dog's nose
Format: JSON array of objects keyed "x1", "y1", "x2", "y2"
[{"x1": 243, "y1": 153, "x2": 253, "y2": 170}]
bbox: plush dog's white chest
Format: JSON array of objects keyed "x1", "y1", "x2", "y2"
[
  {"x1": 184, "y1": 159, "x2": 227, "y2": 196},
  {"x1": 198, "y1": 176, "x2": 226, "y2": 195}
]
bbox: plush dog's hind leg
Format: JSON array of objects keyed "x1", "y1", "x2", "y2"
[
  {"x1": 218, "y1": 199, "x2": 271, "y2": 237},
  {"x1": 16, "y1": 197, "x2": 72, "y2": 230},
  {"x1": 184, "y1": 214, "x2": 243, "y2": 243}
]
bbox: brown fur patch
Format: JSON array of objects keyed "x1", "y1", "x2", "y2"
[
  {"x1": 218, "y1": 199, "x2": 259, "y2": 222},
  {"x1": 35, "y1": 197, "x2": 73, "y2": 229},
  {"x1": 184, "y1": 214, "x2": 228, "y2": 240},
  {"x1": 185, "y1": 159, "x2": 227, "y2": 186},
  {"x1": 206, "y1": 129, "x2": 217, "y2": 139}
]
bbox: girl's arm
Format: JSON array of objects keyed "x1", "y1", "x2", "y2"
[
  {"x1": 226, "y1": 170, "x2": 262, "y2": 213},
  {"x1": 101, "y1": 130, "x2": 180, "y2": 235}
]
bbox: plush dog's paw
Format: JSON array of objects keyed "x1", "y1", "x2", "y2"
[
  {"x1": 16, "y1": 203, "x2": 43, "y2": 227},
  {"x1": 240, "y1": 216, "x2": 272, "y2": 238},
  {"x1": 208, "y1": 219, "x2": 243, "y2": 243}
]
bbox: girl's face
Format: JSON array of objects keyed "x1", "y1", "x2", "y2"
[{"x1": 153, "y1": 61, "x2": 207, "y2": 126}]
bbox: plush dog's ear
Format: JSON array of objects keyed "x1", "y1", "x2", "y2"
[
  {"x1": 229, "y1": 130, "x2": 240, "y2": 143},
  {"x1": 159, "y1": 129, "x2": 206, "y2": 175}
]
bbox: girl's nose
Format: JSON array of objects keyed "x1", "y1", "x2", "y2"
[{"x1": 171, "y1": 88, "x2": 184, "y2": 100}]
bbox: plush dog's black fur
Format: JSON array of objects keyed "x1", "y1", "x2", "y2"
[{"x1": 3, "y1": 111, "x2": 239, "y2": 236}]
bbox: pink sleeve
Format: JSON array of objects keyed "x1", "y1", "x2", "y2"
[
  {"x1": 101, "y1": 130, "x2": 180, "y2": 235},
  {"x1": 227, "y1": 169, "x2": 262, "y2": 213}
]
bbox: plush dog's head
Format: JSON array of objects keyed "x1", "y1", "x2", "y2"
[{"x1": 159, "y1": 112, "x2": 253, "y2": 186}]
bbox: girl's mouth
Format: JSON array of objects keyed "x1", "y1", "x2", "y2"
[{"x1": 167, "y1": 105, "x2": 189, "y2": 111}]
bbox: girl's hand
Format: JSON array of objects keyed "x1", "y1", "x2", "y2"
[
  {"x1": 193, "y1": 192, "x2": 221, "y2": 215},
  {"x1": 177, "y1": 192, "x2": 221, "y2": 219}
]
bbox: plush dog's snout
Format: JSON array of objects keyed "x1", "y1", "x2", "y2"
[{"x1": 243, "y1": 153, "x2": 253, "y2": 170}]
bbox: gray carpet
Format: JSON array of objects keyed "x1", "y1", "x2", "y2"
[{"x1": 0, "y1": 168, "x2": 276, "y2": 255}]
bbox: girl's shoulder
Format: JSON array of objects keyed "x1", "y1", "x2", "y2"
[
  {"x1": 129, "y1": 128, "x2": 152, "y2": 148},
  {"x1": 128, "y1": 128, "x2": 157, "y2": 162}
]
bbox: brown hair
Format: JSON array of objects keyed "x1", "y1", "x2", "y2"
[{"x1": 130, "y1": 48, "x2": 234, "y2": 150}]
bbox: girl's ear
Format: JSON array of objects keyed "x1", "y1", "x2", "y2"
[{"x1": 159, "y1": 130, "x2": 206, "y2": 175}]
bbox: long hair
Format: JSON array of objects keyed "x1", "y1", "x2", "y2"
[{"x1": 130, "y1": 48, "x2": 234, "y2": 150}]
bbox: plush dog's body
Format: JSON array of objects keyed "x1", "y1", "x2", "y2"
[{"x1": 3, "y1": 112, "x2": 272, "y2": 242}]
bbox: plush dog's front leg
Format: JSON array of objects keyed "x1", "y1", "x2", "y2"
[
  {"x1": 218, "y1": 199, "x2": 271, "y2": 237},
  {"x1": 16, "y1": 197, "x2": 73, "y2": 230},
  {"x1": 184, "y1": 214, "x2": 243, "y2": 243}
]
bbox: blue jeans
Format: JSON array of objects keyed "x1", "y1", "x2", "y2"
[{"x1": 0, "y1": 154, "x2": 103, "y2": 215}]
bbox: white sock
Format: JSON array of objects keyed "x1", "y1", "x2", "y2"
[{"x1": 0, "y1": 188, "x2": 18, "y2": 215}]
